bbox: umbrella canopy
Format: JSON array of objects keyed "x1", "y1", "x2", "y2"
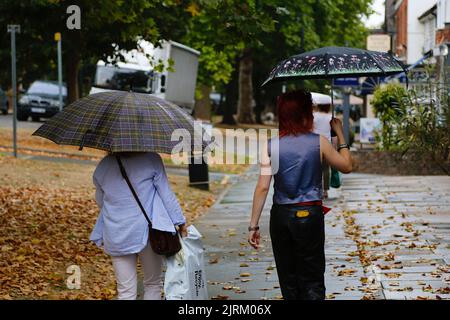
[
  {"x1": 311, "y1": 92, "x2": 332, "y2": 105},
  {"x1": 33, "y1": 91, "x2": 204, "y2": 154},
  {"x1": 262, "y1": 46, "x2": 405, "y2": 86}
]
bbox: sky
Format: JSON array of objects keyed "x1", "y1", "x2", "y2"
[{"x1": 364, "y1": 0, "x2": 385, "y2": 29}]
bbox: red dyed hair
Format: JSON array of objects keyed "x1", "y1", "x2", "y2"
[{"x1": 277, "y1": 89, "x2": 313, "y2": 137}]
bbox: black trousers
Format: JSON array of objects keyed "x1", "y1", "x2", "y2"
[{"x1": 270, "y1": 204, "x2": 326, "y2": 300}]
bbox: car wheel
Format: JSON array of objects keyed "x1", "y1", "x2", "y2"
[
  {"x1": 17, "y1": 113, "x2": 28, "y2": 121},
  {"x1": 31, "y1": 116, "x2": 40, "y2": 122}
]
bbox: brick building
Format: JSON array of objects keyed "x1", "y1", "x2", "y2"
[
  {"x1": 385, "y1": 0, "x2": 449, "y2": 78},
  {"x1": 394, "y1": 0, "x2": 408, "y2": 61}
]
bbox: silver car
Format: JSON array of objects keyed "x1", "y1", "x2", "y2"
[{"x1": 17, "y1": 80, "x2": 67, "y2": 121}]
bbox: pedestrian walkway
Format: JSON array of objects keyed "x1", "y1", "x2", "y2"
[
  {"x1": 341, "y1": 174, "x2": 450, "y2": 300},
  {"x1": 196, "y1": 167, "x2": 450, "y2": 300}
]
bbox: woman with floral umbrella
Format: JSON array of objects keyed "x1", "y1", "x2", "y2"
[{"x1": 248, "y1": 47, "x2": 404, "y2": 300}]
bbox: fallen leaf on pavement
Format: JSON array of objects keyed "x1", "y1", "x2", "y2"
[{"x1": 338, "y1": 269, "x2": 356, "y2": 276}]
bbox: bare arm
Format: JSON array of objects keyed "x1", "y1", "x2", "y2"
[
  {"x1": 249, "y1": 172, "x2": 272, "y2": 228},
  {"x1": 321, "y1": 119, "x2": 352, "y2": 173},
  {"x1": 331, "y1": 136, "x2": 338, "y2": 149},
  {"x1": 248, "y1": 143, "x2": 272, "y2": 249}
]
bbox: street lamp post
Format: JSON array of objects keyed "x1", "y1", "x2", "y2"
[
  {"x1": 7, "y1": 24, "x2": 20, "y2": 158},
  {"x1": 55, "y1": 32, "x2": 63, "y2": 111}
]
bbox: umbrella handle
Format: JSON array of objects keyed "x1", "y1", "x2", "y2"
[
  {"x1": 330, "y1": 84, "x2": 337, "y2": 138},
  {"x1": 79, "y1": 129, "x2": 93, "y2": 151},
  {"x1": 330, "y1": 85, "x2": 335, "y2": 118}
]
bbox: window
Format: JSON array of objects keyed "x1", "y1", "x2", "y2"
[{"x1": 94, "y1": 65, "x2": 153, "y2": 93}]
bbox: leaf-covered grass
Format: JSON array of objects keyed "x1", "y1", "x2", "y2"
[{"x1": 0, "y1": 156, "x2": 223, "y2": 299}]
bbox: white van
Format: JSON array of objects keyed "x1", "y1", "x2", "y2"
[{"x1": 90, "y1": 40, "x2": 200, "y2": 113}]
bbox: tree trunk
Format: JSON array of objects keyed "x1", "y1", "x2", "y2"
[
  {"x1": 194, "y1": 84, "x2": 212, "y2": 121},
  {"x1": 254, "y1": 103, "x2": 263, "y2": 124},
  {"x1": 254, "y1": 87, "x2": 264, "y2": 124},
  {"x1": 237, "y1": 48, "x2": 254, "y2": 124},
  {"x1": 221, "y1": 87, "x2": 237, "y2": 125},
  {"x1": 221, "y1": 62, "x2": 239, "y2": 125},
  {"x1": 66, "y1": 51, "x2": 80, "y2": 103}
]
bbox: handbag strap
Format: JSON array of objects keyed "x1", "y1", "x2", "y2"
[{"x1": 115, "y1": 156, "x2": 152, "y2": 227}]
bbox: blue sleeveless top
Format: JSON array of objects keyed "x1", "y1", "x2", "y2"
[{"x1": 269, "y1": 132, "x2": 323, "y2": 204}]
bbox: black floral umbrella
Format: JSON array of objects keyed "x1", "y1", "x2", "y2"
[
  {"x1": 262, "y1": 46, "x2": 406, "y2": 120},
  {"x1": 262, "y1": 46, "x2": 406, "y2": 86}
]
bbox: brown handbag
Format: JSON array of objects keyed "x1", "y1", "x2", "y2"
[{"x1": 116, "y1": 156, "x2": 182, "y2": 257}]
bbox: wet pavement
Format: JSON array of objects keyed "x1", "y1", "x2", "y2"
[
  {"x1": 341, "y1": 174, "x2": 450, "y2": 300},
  {"x1": 196, "y1": 168, "x2": 450, "y2": 300}
]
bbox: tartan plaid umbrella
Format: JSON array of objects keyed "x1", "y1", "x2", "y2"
[{"x1": 33, "y1": 91, "x2": 205, "y2": 154}]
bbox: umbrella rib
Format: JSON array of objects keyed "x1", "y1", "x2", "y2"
[
  {"x1": 92, "y1": 93, "x2": 125, "y2": 152},
  {"x1": 366, "y1": 52, "x2": 386, "y2": 74}
]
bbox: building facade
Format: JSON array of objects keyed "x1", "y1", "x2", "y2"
[
  {"x1": 382, "y1": 0, "x2": 450, "y2": 111},
  {"x1": 390, "y1": 0, "x2": 437, "y2": 64},
  {"x1": 387, "y1": 0, "x2": 449, "y2": 65}
]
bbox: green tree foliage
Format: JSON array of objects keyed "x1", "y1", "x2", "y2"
[
  {"x1": 0, "y1": 0, "x2": 373, "y2": 121},
  {"x1": 182, "y1": 0, "x2": 373, "y2": 123},
  {"x1": 0, "y1": 0, "x2": 192, "y2": 102},
  {"x1": 312, "y1": 0, "x2": 372, "y2": 48},
  {"x1": 180, "y1": 0, "x2": 277, "y2": 123}
]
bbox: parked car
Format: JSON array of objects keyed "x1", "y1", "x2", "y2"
[
  {"x1": 0, "y1": 88, "x2": 8, "y2": 115},
  {"x1": 17, "y1": 80, "x2": 67, "y2": 121}
]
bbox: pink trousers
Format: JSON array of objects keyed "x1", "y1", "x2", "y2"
[{"x1": 111, "y1": 244, "x2": 164, "y2": 300}]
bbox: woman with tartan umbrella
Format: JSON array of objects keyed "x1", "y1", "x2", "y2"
[
  {"x1": 90, "y1": 152, "x2": 188, "y2": 300},
  {"x1": 33, "y1": 91, "x2": 202, "y2": 300}
]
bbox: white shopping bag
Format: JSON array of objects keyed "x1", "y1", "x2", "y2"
[{"x1": 164, "y1": 225, "x2": 208, "y2": 300}]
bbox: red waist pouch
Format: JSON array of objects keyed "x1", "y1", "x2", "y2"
[{"x1": 294, "y1": 201, "x2": 331, "y2": 215}]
